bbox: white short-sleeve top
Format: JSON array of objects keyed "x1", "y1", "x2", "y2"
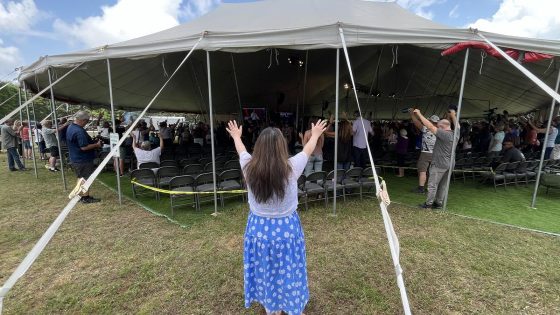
[{"x1": 240, "y1": 151, "x2": 308, "y2": 218}]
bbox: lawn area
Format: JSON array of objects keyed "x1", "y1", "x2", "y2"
[
  {"x1": 379, "y1": 169, "x2": 560, "y2": 234},
  {"x1": 1, "y1": 162, "x2": 560, "y2": 314}
]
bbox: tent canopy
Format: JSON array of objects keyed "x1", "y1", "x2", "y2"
[{"x1": 19, "y1": 0, "x2": 560, "y2": 118}]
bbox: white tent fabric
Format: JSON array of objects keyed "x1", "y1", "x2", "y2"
[{"x1": 18, "y1": 0, "x2": 560, "y2": 118}]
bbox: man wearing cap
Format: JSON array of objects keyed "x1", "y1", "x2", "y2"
[
  {"x1": 411, "y1": 111, "x2": 439, "y2": 193},
  {"x1": 66, "y1": 111, "x2": 103, "y2": 203},
  {"x1": 412, "y1": 108, "x2": 459, "y2": 209}
]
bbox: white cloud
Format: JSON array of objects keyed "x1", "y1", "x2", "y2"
[
  {"x1": 396, "y1": 0, "x2": 441, "y2": 20},
  {"x1": 0, "y1": 0, "x2": 39, "y2": 32},
  {"x1": 470, "y1": 0, "x2": 560, "y2": 39},
  {"x1": 448, "y1": 4, "x2": 459, "y2": 19},
  {"x1": 0, "y1": 39, "x2": 23, "y2": 79},
  {"x1": 53, "y1": 0, "x2": 223, "y2": 49},
  {"x1": 181, "y1": 0, "x2": 222, "y2": 20}
]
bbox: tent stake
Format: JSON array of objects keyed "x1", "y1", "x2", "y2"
[
  {"x1": 531, "y1": 69, "x2": 560, "y2": 208},
  {"x1": 442, "y1": 48, "x2": 470, "y2": 211},
  {"x1": 107, "y1": 59, "x2": 122, "y2": 205}
]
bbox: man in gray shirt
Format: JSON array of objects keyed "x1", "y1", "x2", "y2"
[
  {"x1": 412, "y1": 108, "x2": 458, "y2": 209},
  {"x1": 1, "y1": 119, "x2": 26, "y2": 171}
]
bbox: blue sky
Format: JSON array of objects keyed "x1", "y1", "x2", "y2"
[{"x1": 1, "y1": 0, "x2": 559, "y2": 79}]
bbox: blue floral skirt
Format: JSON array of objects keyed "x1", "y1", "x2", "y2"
[{"x1": 244, "y1": 211, "x2": 309, "y2": 315}]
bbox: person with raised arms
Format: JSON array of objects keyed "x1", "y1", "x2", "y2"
[{"x1": 226, "y1": 119, "x2": 327, "y2": 315}]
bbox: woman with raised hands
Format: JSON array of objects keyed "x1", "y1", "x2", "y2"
[{"x1": 226, "y1": 119, "x2": 327, "y2": 315}]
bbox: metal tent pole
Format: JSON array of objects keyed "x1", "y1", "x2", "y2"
[
  {"x1": 531, "y1": 69, "x2": 560, "y2": 208},
  {"x1": 207, "y1": 51, "x2": 219, "y2": 215},
  {"x1": 18, "y1": 90, "x2": 24, "y2": 166},
  {"x1": 22, "y1": 83, "x2": 38, "y2": 178},
  {"x1": 47, "y1": 68, "x2": 67, "y2": 191},
  {"x1": 107, "y1": 59, "x2": 122, "y2": 205},
  {"x1": 332, "y1": 49, "x2": 340, "y2": 216},
  {"x1": 442, "y1": 48, "x2": 470, "y2": 211}
]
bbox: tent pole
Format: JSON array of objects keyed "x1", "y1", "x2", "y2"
[
  {"x1": 442, "y1": 48, "x2": 470, "y2": 211},
  {"x1": 207, "y1": 51, "x2": 219, "y2": 215},
  {"x1": 22, "y1": 83, "x2": 38, "y2": 179},
  {"x1": 48, "y1": 68, "x2": 68, "y2": 191},
  {"x1": 18, "y1": 90, "x2": 24, "y2": 166},
  {"x1": 107, "y1": 59, "x2": 122, "y2": 205},
  {"x1": 531, "y1": 69, "x2": 560, "y2": 208},
  {"x1": 332, "y1": 49, "x2": 340, "y2": 216},
  {"x1": 299, "y1": 50, "x2": 309, "y2": 130},
  {"x1": 230, "y1": 54, "x2": 243, "y2": 123}
]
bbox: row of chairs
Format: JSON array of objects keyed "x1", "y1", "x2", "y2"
[
  {"x1": 138, "y1": 160, "x2": 241, "y2": 174},
  {"x1": 297, "y1": 167, "x2": 378, "y2": 210},
  {"x1": 479, "y1": 160, "x2": 560, "y2": 190},
  {"x1": 130, "y1": 168, "x2": 244, "y2": 215}
]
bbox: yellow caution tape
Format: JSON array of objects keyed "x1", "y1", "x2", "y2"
[{"x1": 131, "y1": 179, "x2": 247, "y2": 195}]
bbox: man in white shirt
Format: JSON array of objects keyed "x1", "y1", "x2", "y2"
[
  {"x1": 132, "y1": 131, "x2": 164, "y2": 168},
  {"x1": 352, "y1": 111, "x2": 374, "y2": 168}
]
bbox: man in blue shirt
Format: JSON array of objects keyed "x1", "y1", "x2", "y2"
[{"x1": 66, "y1": 111, "x2": 103, "y2": 203}]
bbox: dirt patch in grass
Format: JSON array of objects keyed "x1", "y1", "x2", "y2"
[{"x1": 1, "y1": 165, "x2": 559, "y2": 314}]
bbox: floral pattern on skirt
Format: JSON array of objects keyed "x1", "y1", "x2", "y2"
[{"x1": 244, "y1": 211, "x2": 309, "y2": 315}]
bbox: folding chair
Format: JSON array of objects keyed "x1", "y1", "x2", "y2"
[
  {"x1": 130, "y1": 168, "x2": 159, "y2": 200},
  {"x1": 169, "y1": 175, "x2": 196, "y2": 216}
]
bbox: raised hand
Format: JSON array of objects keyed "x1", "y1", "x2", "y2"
[
  {"x1": 226, "y1": 120, "x2": 242, "y2": 139},
  {"x1": 311, "y1": 119, "x2": 328, "y2": 138}
]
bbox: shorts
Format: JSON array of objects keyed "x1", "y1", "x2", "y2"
[
  {"x1": 72, "y1": 162, "x2": 95, "y2": 179},
  {"x1": 23, "y1": 140, "x2": 32, "y2": 149},
  {"x1": 38, "y1": 141, "x2": 47, "y2": 153},
  {"x1": 417, "y1": 152, "x2": 432, "y2": 172},
  {"x1": 49, "y1": 146, "x2": 60, "y2": 158}
]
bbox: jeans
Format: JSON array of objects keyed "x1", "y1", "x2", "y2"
[
  {"x1": 304, "y1": 154, "x2": 323, "y2": 176},
  {"x1": 337, "y1": 162, "x2": 351, "y2": 171},
  {"x1": 544, "y1": 146, "x2": 553, "y2": 160},
  {"x1": 352, "y1": 146, "x2": 368, "y2": 168},
  {"x1": 426, "y1": 166, "x2": 449, "y2": 206},
  {"x1": 7, "y1": 147, "x2": 25, "y2": 170}
]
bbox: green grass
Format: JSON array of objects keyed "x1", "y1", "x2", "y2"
[
  {"x1": 379, "y1": 168, "x2": 560, "y2": 234},
  {"x1": 1, "y1": 159, "x2": 560, "y2": 314}
]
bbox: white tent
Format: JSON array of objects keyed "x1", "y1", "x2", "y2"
[{"x1": 18, "y1": 0, "x2": 560, "y2": 118}]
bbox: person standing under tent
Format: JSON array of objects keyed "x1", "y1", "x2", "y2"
[
  {"x1": 527, "y1": 118, "x2": 558, "y2": 160},
  {"x1": 42, "y1": 119, "x2": 69, "y2": 172},
  {"x1": 352, "y1": 110, "x2": 374, "y2": 168},
  {"x1": 132, "y1": 131, "x2": 164, "y2": 168},
  {"x1": 551, "y1": 117, "x2": 560, "y2": 160},
  {"x1": 300, "y1": 118, "x2": 325, "y2": 176},
  {"x1": 410, "y1": 111, "x2": 439, "y2": 193},
  {"x1": 1, "y1": 119, "x2": 27, "y2": 171},
  {"x1": 34, "y1": 122, "x2": 48, "y2": 160},
  {"x1": 66, "y1": 111, "x2": 102, "y2": 204},
  {"x1": 395, "y1": 128, "x2": 409, "y2": 177},
  {"x1": 113, "y1": 119, "x2": 127, "y2": 176},
  {"x1": 488, "y1": 123, "x2": 505, "y2": 158},
  {"x1": 227, "y1": 119, "x2": 327, "y2": 315},
  {"x1": 412, "y1": 108, "x2": 459, "y2": 209},
  {"x1": 58, "y1": 117, "x2": 69, "y2": 145},
  {"x1": 324, "y1": 118, "x2": 353, "y2": 171},
  {"x1": 20, "y1": 121, "x2": 32, "y2": 160}
]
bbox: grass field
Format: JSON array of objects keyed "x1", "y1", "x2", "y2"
[{"x1": 1, "y1": 161, "x2": 560, "y2": 314}]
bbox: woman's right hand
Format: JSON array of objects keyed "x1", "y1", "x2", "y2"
[
  {"x1": 226, "y1": 120, "x2": 243, "y2": 139},
  {"x1": 311, "y1": 119, "x2": 328, "y2": 138}
]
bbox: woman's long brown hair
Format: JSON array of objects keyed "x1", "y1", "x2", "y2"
[
  {"x1": 339, "y1": 119, "x2": 352, "y2": 142},
  {"x1": 244, "y1": 127, "x2": 292, "y2": 203}
]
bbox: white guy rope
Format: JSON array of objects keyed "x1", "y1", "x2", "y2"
[
  {"x1": 339, "y1": 26, "x2": 412, "y2": 315},
  {"x1": 0, "y1": 35, "x2": 204, "y2": 314},
  {"x1": 0, "y1": 63, "x2": 83, "y2": 126}
]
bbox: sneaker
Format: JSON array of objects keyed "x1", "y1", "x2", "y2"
[
  {"x1": 9, "y1": 168, "x2": 18, "y2": 172},
  {"x1": 49, "y1": 168, "x2": 56, "y2": 172},
  {"x1": 44, "y1": 164, "x2": 50, "y2": 170},
  {"x1": 418, "y1": 203, "x2": 432, "y2": 209},
  {"x1": 432, "y1": 202, "x2": 443, "y2": 209},
  {"x1": 412, "y1": 187, "x2": 425, "y2": 194},
  {"x1": 19, "y1": 168, "x2": 28, "y2": 171}
]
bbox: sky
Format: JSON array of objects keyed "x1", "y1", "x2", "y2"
[{"x1": 1, "y1": 0, "x2": 560, "y2": 80}]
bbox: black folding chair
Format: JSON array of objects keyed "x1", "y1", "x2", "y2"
[
  {"x1": 169, "y1": 175, "x2": 196, "y2": 216},
  {"x1": 183, "y1": 164, "x2": 203, "y2": 176},
  {"x1": 139, "y1": 162, "x2": 159, "y2": 169},
  {"x1": 218, "y1": 169, "x2": 244, "y2": 206},
  {"x1": 343, "y1": 167, "x2": 363, "y2": 200},
  {"x1": 194, "y1": 172, "x2": 217, "y2": 210},
  {"x1": 156, "y1": 166, "x2": 180, "y2": 188},
  {"x1": 130, "y1": 168, "x2": 159, "y2": 200}
]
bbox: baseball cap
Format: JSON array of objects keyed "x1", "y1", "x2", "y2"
[{"x1": 429, "y1": 115, "x2": 440, "y2": 123}]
